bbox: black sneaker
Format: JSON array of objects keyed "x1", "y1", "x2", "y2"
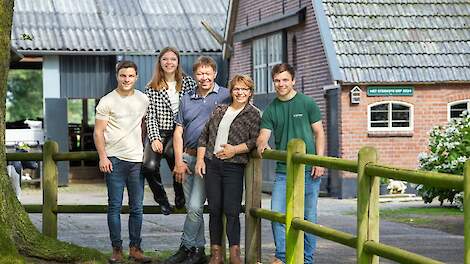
[
  {"x1": 180, "y1": 247, "x2": 207, "y2": 264},
  {"x1": 163, "y1": 245, "x2": 190, "y2": 264}
]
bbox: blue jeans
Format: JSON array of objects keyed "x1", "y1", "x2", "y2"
[
  {"x1": 181, "y1": 153, "x2": 206, "y2": 248},
  {"x1": 105, "y1": 157, "x2": 144, "y2": 249},
  {"x1": 271, "y1": 171, "x2": 321, "y2": 264}
]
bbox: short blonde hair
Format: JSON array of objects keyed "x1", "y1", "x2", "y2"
[{"x1": 229, "y1": 74, "x2": 254, "y2": 100}]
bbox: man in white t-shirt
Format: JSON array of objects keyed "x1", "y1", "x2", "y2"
[{"x1": 94, "y1": 60, "x2": 150, "y2": 263}]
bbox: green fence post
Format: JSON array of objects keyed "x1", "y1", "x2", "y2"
[
  {"x1": 245, "y1": 153, "x2": 262, "y2": 263},
  {"x1": 286, "y1": 139, "x2": 306, "y2": 264},
  {"x1": 43, "y1": 140, "x2": 58, "y2": 238},
  {"x1": 357, "y1": 146, "x2": 378, "y2": 264},
  {"x1": 464, "y1": 160, "x2": 470, "y2": 264}
]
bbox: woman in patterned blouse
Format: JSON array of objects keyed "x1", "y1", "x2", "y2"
[
  {"x1": 196, "y1": 74, "x2": 261, "y2": 264},
  {"x1": 143, "y1": 46, "x2": 196, "y2": 215}
]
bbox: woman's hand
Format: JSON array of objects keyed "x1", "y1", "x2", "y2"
[
  {"x1": 215, "y1": 144, "x2": 237, "y2": 159},
  {"x1": 195, "y1": 159, "x2": 206, "y2": 178},
  {"x1": 151, "y1": 139, "x2": 163, "y2": 154}
]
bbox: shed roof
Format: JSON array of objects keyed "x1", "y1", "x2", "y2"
[
  {"x1": 316, "y1": 0, "x2": 470, "y2": 83},
  {"x1": 12, "y1": 0, "x2": 228, "y2": 55}
]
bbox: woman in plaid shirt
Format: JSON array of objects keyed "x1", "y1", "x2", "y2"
[
  {"x1": 143, "y1": 47, "x2": 196, "y2": 215},
  {"x1": 196, "y1": 75, "x2": 261, "y2": 264}
]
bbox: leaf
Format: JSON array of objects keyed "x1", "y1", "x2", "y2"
[{"x1": 20, "y1": 33, "x2": 34, "y2": 41}]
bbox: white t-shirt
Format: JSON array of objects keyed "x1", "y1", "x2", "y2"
[
  {"x1": 95, "y1": 89, "x2": 149, "y2": 162},
  {"x1": 213, "y1": 106, "x2": 243, "y2": 154},
  {"x1": 167, "y1": 81, "x2": 180, "y2": 114}
]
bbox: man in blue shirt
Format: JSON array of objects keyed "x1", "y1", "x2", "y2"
[{"x1": 164, "y1": 56, "x2": 230, "y2": 264}]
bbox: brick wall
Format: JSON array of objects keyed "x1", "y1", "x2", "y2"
[
  {"x1": 229, "y1": 0, "x2": 333, "y2": 115},
  {"x1": 340, "y1": 84, "x2": 470, "y2": 179},
  {"x1": 229, "y1": 0, "x2": 337, "y2": 193},
  {"x1": 228, "y1": 42, "x2": 251, "y2": 78},
  {"x1": 228, "y1": 0, "x2": 284, "y2": 79},
  {"x1": 284, "y1": 1, "x2": 332, "y2": 116}
]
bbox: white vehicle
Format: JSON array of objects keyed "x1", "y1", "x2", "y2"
[{"x1": 5, "y1": 119, "x2": 44, "y2": 148}]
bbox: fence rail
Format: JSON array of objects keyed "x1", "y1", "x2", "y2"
[
  {"x1": 244, "y1": 139, "x2": 469, "y2": 264},
  {"x1": 7, "y1": 139, "x2": 469, "y2": 263},
  {"x1": 8, "y1": 141, "x2": 194, "y2": 237}
]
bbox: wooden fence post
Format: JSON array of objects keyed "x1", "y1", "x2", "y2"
[
  {"x1": 464, "y1": 160, "x2": 470, "y2": 264},
  {"x1": 357, "y1": 146, "x2": 379, "y2": 264},
  {"x1": 285, "y1": 139, "x2": 306, "y2": 263},
  {"x1": 43, "y1": 140, "x2": 58, "y2": 238},
  {"x1": 245, "y1": 154, "x2": 262, "y2": 263}
]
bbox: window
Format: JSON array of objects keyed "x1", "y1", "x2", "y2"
[
  {"x1": 368, "y1": 101, "x2": 413, "y2": 131},
  {"x1": 448, "y1": 100, "x2": 470, "y2": 120},
  {"x1": 252, "y1": 32, "x2": 284, "y2": 94}
]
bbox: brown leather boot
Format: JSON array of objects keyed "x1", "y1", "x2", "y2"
[
  {"x1": 129, "y1": 246, "x2": 152, "y2": 263},
  {"x1": 109, "y1": 247, "x2": 123, "y2": 263},
  {"x1": 209, "y1": 244, "x2": 224, "y2": 264},
  {"x1": 229, "y1": 245, "x2": 241, "y2": 264}
]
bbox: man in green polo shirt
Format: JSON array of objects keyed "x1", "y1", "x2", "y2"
[{"x1": 257, "y1": 63, "x2": 325, "y2": 264}]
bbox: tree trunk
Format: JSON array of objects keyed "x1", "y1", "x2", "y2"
[{"x1": 0, "y1": 1, "x2": 105, "y2": 263}]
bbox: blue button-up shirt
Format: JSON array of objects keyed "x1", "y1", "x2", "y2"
[{"x1": 175, "y1": 83, "x2": 230, "y2": 149}]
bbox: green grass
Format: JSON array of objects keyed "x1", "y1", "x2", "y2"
[
  {"x1": 345, "y1": 206, "x2": 463, "y2": 228},
  {"x1": 344, "y1": 206, "x2": 463, "y2": 217},
  {"x1": 380, "y1": 206, "x2": 464, "y2": 235},
  {"x1": 384, "y1": 216, "x2": 433, "y2": 225},
  {"x1": 380, "y1": 206, "x2": 463, "y2": 217}
]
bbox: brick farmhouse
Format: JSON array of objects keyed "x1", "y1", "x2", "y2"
[{"x1": 223, "y1": 0, "x2": 470, "y2": 197}]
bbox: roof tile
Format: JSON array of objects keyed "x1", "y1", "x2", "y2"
[{"x1": 321, "y1": 0, "x2": 470, "y2": 82}]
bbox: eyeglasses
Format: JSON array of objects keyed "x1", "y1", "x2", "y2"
[{"x1": 233, "y1": 87, "x2": 251, "y2": 93}]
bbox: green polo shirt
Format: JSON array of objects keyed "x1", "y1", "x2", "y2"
[{"x1": 260, "y1": 92, "x2": 321, "y2": 173}]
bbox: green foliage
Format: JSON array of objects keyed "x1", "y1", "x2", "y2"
[
  {"x1": 68, "y1": 99, "x2": 97, "y2": 125},
  {"x1": 417, "y1": 111, "x2": 470, "y2": 208},
  {"x1": 68, "y1": 99, "x2": 83, "y2": 124},
  {"x1": 380, "y1": 177, "x2": 390, "y2": 185},
  {"x1": 19, "y1": 33, "x2": 33, "y2": 41},
  {"x1": 6, "y1": 70, "x2": 43, "y2": 122}
]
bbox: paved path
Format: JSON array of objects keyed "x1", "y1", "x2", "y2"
[{"x1": 21, "y1": 183, "x2": 463, "y2": 263}]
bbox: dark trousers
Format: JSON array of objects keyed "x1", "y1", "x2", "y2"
[
  {"x1": 142, "y1": 130, "x2": 184, "y2": 204},
  {"x1": 205, "y1": 157, "x2": 245, "y2": 246}
]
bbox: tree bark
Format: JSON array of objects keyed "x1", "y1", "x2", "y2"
[{"x1": 0, "y1": 1, "x2": 105, "y2": 263}]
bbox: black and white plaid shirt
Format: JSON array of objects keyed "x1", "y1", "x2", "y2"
[{"x1": 145, "y1": 75, "x2": 197, "y2": 142}]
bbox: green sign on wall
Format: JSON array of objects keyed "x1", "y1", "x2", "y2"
[{"x1": 367, "y1": 86, "x2": 414, "y2": 96}]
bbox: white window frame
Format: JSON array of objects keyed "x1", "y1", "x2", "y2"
[
  {"x1": 367, "y1": 101, "x2": 414, "y2": 131},
  {"x1": 252, "y1": 38, "x2": 267, "y2": 94},
  {"x1": 448, "y1": 100, "x2": 470, "y2": 121},
  {"x1": 252, "y1": 32, "x2": 283, "y2": 94}
]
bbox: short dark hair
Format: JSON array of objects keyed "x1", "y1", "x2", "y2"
[
  {"x1": 116, "y1": 60, "x2": 138, "y2": 75},
  {"x1": 192, "y1": 56, "x2": 217, "y2": 73},
  {"x1": 271, "y1": 63, "x2": 295, "y2": 80}
]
